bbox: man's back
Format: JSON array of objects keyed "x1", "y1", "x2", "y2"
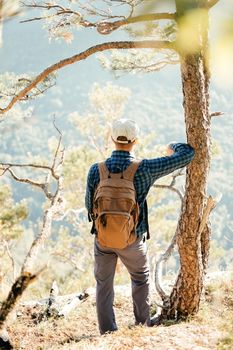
[{"x1": 86, "y1": 143, "x2": 195, "y2": 236}]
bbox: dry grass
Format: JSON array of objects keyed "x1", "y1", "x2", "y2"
[
  {"x1": 215, "y1": 277, "x2": 233, "y2": 350},
  {"x1": 5, "y1": 273, "x2": 233, "y2": 350}
]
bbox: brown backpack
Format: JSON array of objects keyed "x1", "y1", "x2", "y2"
[{"x1": 93, "y1": 161, "x2": 141, "y2": 249}]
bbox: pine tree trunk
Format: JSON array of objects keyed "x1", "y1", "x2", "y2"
[
  {"x1": 167, "y1": 53, "x2": 211, "y2": 319},
  {"x1": 164, "y1": 1, "x2": 212, "y2": 319}
]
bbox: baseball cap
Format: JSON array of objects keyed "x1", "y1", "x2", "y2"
[{"x1": 111, "y1": 119, "x2": 139, "y2": 144}]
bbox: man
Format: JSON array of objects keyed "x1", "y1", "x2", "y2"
[{"x1": 85, "y1": 119, "x2": 195, "y2": 334}]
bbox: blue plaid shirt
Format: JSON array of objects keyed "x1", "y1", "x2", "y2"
[{"x1": 85, "y1": 143, "x2": 195, "y2": 236}]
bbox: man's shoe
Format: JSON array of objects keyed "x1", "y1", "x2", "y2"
[{"x1": 150, "y1": 315, "x2": 162, "y2": 327}]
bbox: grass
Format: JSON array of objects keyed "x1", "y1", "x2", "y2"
[
  {"x1": 216, "y1": 277, "x2": 233, "y2": 350},
  {"x1": 5, "y1": 272, "x2": 233, "y2": 350}
]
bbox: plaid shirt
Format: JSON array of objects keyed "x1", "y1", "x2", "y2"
[{"x1": 85, "y1": 143, "x2": 195, "y2": 236}]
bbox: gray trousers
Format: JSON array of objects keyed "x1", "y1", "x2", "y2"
[{"x1": 94, "y1": 236, "x2": 150, "y2": 334}]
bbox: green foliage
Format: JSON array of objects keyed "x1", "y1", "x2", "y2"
[
  {"x1": 45, "y1": 82, "x2": 185, "y2": 293},
  {"x1": 210, "y1": 240, "x2": 226, "y2": 260},
  {"x1": 164, "y1": 22, "x2": 177, "y2": 39},
  {"x1": 0, "y1": 183, "x2": 29, "y2": 297},
  {"x1": 0, "y1": 183, "x2": 28, "y2": 240},
  {"x1": 42, "y1": 10, "x2": 82, "y2": 43},
  {"x1": 98, "y1": 48, "x2": 178, "y2": 75},
  {"x1": 7, "y1": 81, "x2": 184, "y2": 295},
  {"x1": 68, "y1": 82, "x2": 131, "y2": 157},
  {"x1": 97, "y1": 12, "x2": 179, "y2": 74},
  {"x1": 125, "y1": 21, "x2": 176, "y2": 40},
  {"x1": 0, "y1": 71, "x2": 229, "y2": 298},
  {"x1": 211, "y1": 139, "x2": 222, "y2": 157},
  {"x1": 218, "y1": 334, "x2": 233, "y2": 350},
  {"x1": 43, "y1": 224, "x2": 94, "y2": 294},
  {"x1": 63, "y1": 146, "x2": 98, "y2": 208},
  {"x1": 0, "y1": 72, "x2": 57, "y2": 103},
  {"x1": 0, "y1": 0, "x2": 232, "y2": 314}
]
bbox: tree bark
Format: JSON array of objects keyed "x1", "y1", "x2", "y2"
[
  {"x1": 167, "y1": 51, "x2": 211, "y2": 319},
  {"x1": 163, "y1": 0, "x2": 212, "y2": 319}
]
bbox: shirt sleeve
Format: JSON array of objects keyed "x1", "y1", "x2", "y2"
[
  {"x1": 85, "y1": 163, "x2": 99, "y2": 214},
  {"x1": 143, "y1": 143, "x2": 195, "y2": 185}
]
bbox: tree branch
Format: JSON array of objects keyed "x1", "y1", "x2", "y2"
[
  {"x1": 0, "y1": 78, "x2": 56, "y2": 101},
  {"x1": 0, "y1": 272, "x2": 38, "y2": 330},
  {"x1": 51, "y1": 252, "x2": 85, "y2": 273},
  {"x1": 0, "y1": 121, "x2": 64, "y2": 199},
  {"x1": 51, "y1": 117, "x2": 64, "y2": 180},
  {"x1": 169, "y1": 169, "x2": 184, "y2": 187},
  {"x1": 44, "y1": 280, "x2": 59, "y2": 319},
  {"x1": 21, "y1": 175, "x2": 63, "y2": 273},
  {"x1": 154, "y1": 184, "x2": 183, "y2": 201},
  {"x1": 210, "y1": 111, "x2": 224, "y2": 118},
  {"x1": 153, "y1": 169, "x2": 184, "y2": 306},
  {"x1": 153, "y1": 169, "x2": 184, "y2": 201},
  {"x1": 96, "y1": 13, "x2": 176, "y2": 34},
  {"x1": 0, "y1": 167, "x2": 50, "y2": 195},
  {"x1": 21, "y1": 122, "x2": 65, "y2": 273},
  {"x1": 22, "y1": 1, "x2": 175, "y2": 32},
  {"x1": 199, "y1": 194, "x2": 221, "y2": 235},
  {"x1": 200, "y1": 194, "x2": 222, "y2": 272},
  {"x1": 2, "y1": 240, "x2": 16, "y2": 282},
  {"x1": 0, "y1": 162, "x2": 53, "y2": 172},
  {"x1": 88, "y1": 135, "x2": 106, "y2": 159},
  {"x1": 0, "y1": 40, "x2": 174, "y2": 116},
  {"x1": 53, "y1": 208, "x2": 85, "y2": 222},
  {"x1": 155, "y1": 225, "x2": 179, "y2": 301},
  {"x1": 132, "y1": 59, "x2": 179, "y2": 71},
  {"x1": 205, "y1": 0, "x2": 220, "y2": 9}
]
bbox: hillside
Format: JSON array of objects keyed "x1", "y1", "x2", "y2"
[
  {"x1": 0, "y1": 1, "x2": 232, "y2": 283},
  {"x1": 0, "y1": 2, "x2": 233, "y2": 349},
  {"x1": 6, "y1": 273, "x2": 233, "y2": 350},
  {"x1": 0, "y1": 1, "x2": 233, "y2": 261}
]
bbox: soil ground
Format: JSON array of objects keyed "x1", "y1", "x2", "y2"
[{"x1": 6, "y1": 276, "x2": 233, "y2": 350}]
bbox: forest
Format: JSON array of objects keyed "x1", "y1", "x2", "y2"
[{"x1": 0, "y1": 0, "x2": 232, "y2": 349}]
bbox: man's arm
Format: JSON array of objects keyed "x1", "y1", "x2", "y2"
[{"x1": 144, "y1": 143, "x2": 195, "y2": 184}]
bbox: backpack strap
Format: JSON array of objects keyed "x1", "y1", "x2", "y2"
[
  {"x1": 123, "y1": 161, "x2": 150, "y2": 240},
  {"x1": 144, "y1": 199, "x2": 150, "y2": 240},
  {"x1": 123, "y1": 160, "x2": 141, "y2": 181},
  {"x1": 98, "y1": 161, "x2": 110, "y2": 180}
]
